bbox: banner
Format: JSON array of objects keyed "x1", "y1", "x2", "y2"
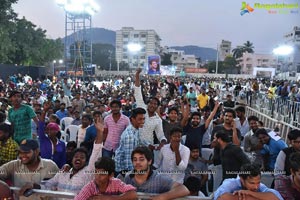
[{"x1": 147, "y1": 55, "x2": 161, "y2": 75}]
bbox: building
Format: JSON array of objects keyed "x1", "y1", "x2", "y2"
[
  {"x1": 115, "y1": 27, "x2": 161, "y2": 71},
  {"x1": 283, "y1": 26, "x2": 300, "y2": 74},
  {"x1": 168, "y1": 48, "x2": 199, "y2": 71},
  {"x1": 238, "y1": 52, "x2": 277, "y2": 77},
  {"x1": 219, "y1": 40, "x2": 232, "y2": 61}
]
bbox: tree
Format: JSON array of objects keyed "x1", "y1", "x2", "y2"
[
  {"x1": 232, "y1": 46, "x2": 244, "y2": 59},
  {"x1": 223, "y1": 55, "x2": 238, "y2": 74},
  {"x1": 92, "y1": 43, "x2": 117, "y2": 70},
  {"x1": 243, "y1": 41, "x2": 254, "y2": 54}
]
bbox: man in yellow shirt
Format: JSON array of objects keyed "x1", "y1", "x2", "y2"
[{"x1": 197, "y1": 87, "x2": 209, "y2": 110}]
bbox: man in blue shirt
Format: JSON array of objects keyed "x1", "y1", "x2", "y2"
[
  {"x1": 214, "y1": 163, "x2": 283, "y2": 200},
  {"x1": 114, "y1": 108, "x2": 146, "y2": 174}
]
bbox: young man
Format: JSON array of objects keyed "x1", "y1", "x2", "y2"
[
  {"x1": 134, "y1": 68, "x2": 167, "y2": 151},
  {"x1": 211, "y1": 108, "x2": 241, "y2": 166},
  {"x1": 214, "y1": 163, "x2": 283, "y2": 200},
  {"x1": 0, "y1": 122, "x2": 19, "y2": 166},
  {"x1": 256, "y1": 128, "x2": 287, "y2": 171},
  {"x1": 114, "y1": 108, "x2": 146, "y2": 174},
  {"x1": 244, "y1": 115, "x2": 263, "y2": 166},
  {"x1": 43, "y1": 116, "x2": 104, "y2": 194},
  {"x1": 124, "y1": 146, "x2": 190, "y2": 199},
  {"x1": 275, "y1": 152, "x2": 300, "y2": 200},
  {"x1": 154, "y1": 127, "x2": 190, "y2": 184},
  {"x1": 185, "y1": 145, "x2": 208, "y2": 196},
  {"x1": 162, "y1": 107, "x2": 181, "y2": 143},
  {"x1": 182, "y1": 100, "x2": 219, "y2": 152},
  {"x1": 102, "y1": 100, "x2": 130, "y2": 158},
  {"x1": 235, "y1": 106, "x2": 249, "y2": 141},
  {"x1": 213, "y1": 131, "x2": 250, "y2": 181},
  {"x1": 0, "y1": 139, "x2": 59, "y2": 198},
  {"x1": 275, "y1": 129, "x2": 300, "y2": 176},
  {"x1": 8, "y1": 90, "x2": 38, "y2": 144},
  {"x1": 75, "y1": 157, "x2": 137, "y2": 200}
]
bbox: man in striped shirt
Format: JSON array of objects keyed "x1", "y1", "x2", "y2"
[{"x1": 102, "y1": 100, "x2": 130, "y2": 158}]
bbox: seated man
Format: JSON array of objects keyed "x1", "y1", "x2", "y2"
[
  {"x1": 75, "y1": 157, "x2": 137, "y2": 200},
  {"x1": 0, "y1": 139, "x2": 59, "y2": 199},
  {"x1": 214, "y1": 163, "x2": 283, "y2": 200},
  {"x1": 124, "y1": 146, "x2": 190, "y2": 199},
  {"x1": 275, "y1": 152, "x2": 300, "y2": 200}
]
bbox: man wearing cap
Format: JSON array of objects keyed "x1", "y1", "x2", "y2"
[
  {"x1": 38, "y1": 102, "x2": 66, "y2": 168},
  {"x1": 8, "y1": 90, "x2": 38, "y2": 144},
  {"x1": 0, "y1": 139, "x2": 59, "y2": 199}
]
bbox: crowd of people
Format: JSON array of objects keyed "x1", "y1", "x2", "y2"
[{"x1": 0, "y1": 71, "x2": 300, "y2": 199}]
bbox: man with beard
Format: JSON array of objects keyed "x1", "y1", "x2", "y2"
[
  {"x1": 134, "y1": 68, "x2": 167, "y2": 151},
  {"x1": 182, "y1": 100, "x2": 219, "y2": 152},
  {"x1": 214, "y1": 163, "x2": 283, "y2": 200},
  {"x1": 211, "y1": 109, "x2": 241, "y2": 166},
  {"x1": 244, "y1": 115, "x2": 263, "y2": 166},
  {"x1": 0, "y1": 139, "x2": 59, "y2": 199},
  {"x1": 102, "y1": 100, "x2": 130, "y2": 158},
  {"x1": 8, "y1": 90, "x2": 38, "y2": 144},
  {"x1": 40, "y1": 116, "x2": 104, "y2": 194},
  {"x1": 124, "y1": 146, "x2": 190, "y2": 199}
]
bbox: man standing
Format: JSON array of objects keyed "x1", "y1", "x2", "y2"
[
  {"x1": 8, "y1": 90, "x2": 38, "y2": 144},
  {"x1": 213, "y1": 131, "x2": 250, "y2": 181},
  {"x1": 102, "y1": 100, "x2": 130, "y2": 158},
  {"x1": 244, "y1": 115, "x2": 263, "y2": 166},
  {"x1": 197, "y1": 87, "x2": 209, "y2": 110},
  {"x1": 114, "y1": 108, "x2": 146, "y2": 174},
  {"x1": 134, "y1": 68, "x2": 167, "y2": 150}
]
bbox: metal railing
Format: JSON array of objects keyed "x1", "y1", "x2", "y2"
[
  {"x1": 247, "y1": 92, "x2": 300, "y2": 129},
  {"x1": 246, "y1": 106, "x2": 300, "y2": 143},
  {"x1": 10, "y1": 187, "x2": 213, "y2": 200}
]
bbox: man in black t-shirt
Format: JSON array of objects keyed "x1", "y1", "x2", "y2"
[{"x1": 211, "y1": 108, "x2": 242, "y2": 165}]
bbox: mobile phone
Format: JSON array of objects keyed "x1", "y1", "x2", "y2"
[{"x1": 214, "y1": 96, "x2": 218, "y2": 101}]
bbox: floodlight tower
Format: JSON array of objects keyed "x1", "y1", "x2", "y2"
[{"x1": 56, "y1": 0, "x2": 99, "y2": 78}]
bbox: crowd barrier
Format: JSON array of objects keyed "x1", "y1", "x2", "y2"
[
  {"x1": 247, "y1": 92, "x2": 300, "y2": 129},
  {"x1": 246, "y1": 106, "x2": 300, "y2": 143},
  {"x1": 9, "y1": 187, "x2": 213, "y2": 200}
]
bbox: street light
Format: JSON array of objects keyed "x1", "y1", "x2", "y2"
[
  {"x1": 127, "y1": 43, "x2": 142, "y2": 70},
  {"x1": 273, "y1": 45, "x2": 294, "y2": 79}
]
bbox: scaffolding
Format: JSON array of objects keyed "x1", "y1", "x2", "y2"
[{"x1": 64, "y1": 13, "x2": 93, "y2": 78}]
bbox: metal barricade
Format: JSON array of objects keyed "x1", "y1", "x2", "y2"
[{"x1": 10, "y1": 187, "x2": 213, "y2": 200}]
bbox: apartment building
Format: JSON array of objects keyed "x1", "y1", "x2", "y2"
[{"x1": 115, "y1": 27, "x2": 161, "y2": 70}]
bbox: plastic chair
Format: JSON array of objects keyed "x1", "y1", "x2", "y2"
[
  {"x1": 65, "y1": 125, "x2": 79, "y2": 142},
  {"x1": 60, "y1": 117, "x2": 74, "y2": 131}
]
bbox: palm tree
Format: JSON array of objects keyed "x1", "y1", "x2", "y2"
[
  {"x1": 232, "y1": 46, "x2": 244, "y2": 59},
  {"x1": 243, "y1": 41, "x2": 254, "y2": 53}
]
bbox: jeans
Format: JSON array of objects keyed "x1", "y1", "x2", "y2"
[{"x1": 102, "y1": 148, "x2": 114, "y2": 158}]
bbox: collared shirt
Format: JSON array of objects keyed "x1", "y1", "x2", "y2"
[
  {"x1": 124, "y1": 170, "x2": 173, "y2": 193},
  {"x1": 55, "y1": 109, "x2": 68, "y2": 120},
  {"x1": 214, "y1": 177, "x2": 284, "y2": 200},
  {"x1": 0, "y1": 158, "x2": 59, "y2": 188},
  {"x1": 74, "y1": 178, "x2": 136, "y2": 200},
  {"x1": 114, "y1": 124, "x2": 140, "y2": 172},
  {"x1": 103, "y1": 114, "x2": 130, "y2": 151},
  {"x1": 235, "y1": 118, "x2": 249, "y2": 137},
  {"x1": 56, "y1": 95, "x2": 71, "y2": 107},
  {"x1": 275, "y1": 175, "x2": 300, "y2": 200},
  {"x1": 134, "y1": 86, "x2": 166, "y2": 145},
  {"x1": 44, "y1": 143, "x2": 103, "y2": 194},
  {"x1": 8, "y1": 104, "x2": 37, "y2": 144},
  {"x1": 154, "y1": 143, "x2": 190, "y2": 183},
  {"x1": 0, "y1": 137, "x2": 19, "y2": 166}
]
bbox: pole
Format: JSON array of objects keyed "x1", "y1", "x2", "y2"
[{"x1": 215, "y1": 44, "x2": 219, "y2": 74}]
